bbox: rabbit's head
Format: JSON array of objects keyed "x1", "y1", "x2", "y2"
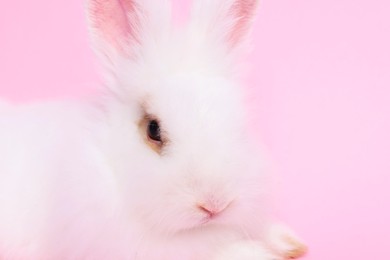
[{"x1": 87, "y1": 0, "x2": 266, "y2": 236}]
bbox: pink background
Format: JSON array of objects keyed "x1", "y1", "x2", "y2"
[{"x1": 1, "y1": 0, "x2": 389, "y2": 259}]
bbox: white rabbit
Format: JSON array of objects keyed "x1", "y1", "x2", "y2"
[{"x1": 0, "y1": 0, "x2": 307, "y2": 259}]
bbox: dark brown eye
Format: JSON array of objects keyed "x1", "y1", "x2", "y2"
[
  {"x1": 139, "y1": 113, "x2": 167, "y2": 154},
  {"x1": 147, "y1": 120, "x2": 161, "y2": 142}
]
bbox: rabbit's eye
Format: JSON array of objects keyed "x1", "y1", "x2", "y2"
[
  {"x1": 147, "y1": 120, "x2": 161, "y2": 142},
  {"x1": 138, "y1": 111, "x2": 166, "y2": 154}
]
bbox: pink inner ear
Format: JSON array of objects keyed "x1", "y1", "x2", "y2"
[
  {"x1": 89, "y1": 0, "x2": 139, "y2": 53},
  {"x1": 228, "y1": 0, "x2": 258, "y2": 48},
  {"x1": 172, "y1": 0, "x2": 191, "y2": 26}
]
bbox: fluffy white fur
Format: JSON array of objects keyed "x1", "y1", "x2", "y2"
[{"x1": 0, "y1": 0, "x2": 306, "y2": 259}]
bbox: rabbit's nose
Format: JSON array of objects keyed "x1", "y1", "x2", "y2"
[
  {"x1": 197, "y1": 204, "x2": 216, "y2": 217},
  {"x1": 197, "y1": 200, "x2": 232, "y2": 218}
]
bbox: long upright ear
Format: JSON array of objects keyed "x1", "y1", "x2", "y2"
[
  {"x1": 190, "y1": 0, "x2": 259, "y2": 55},
  {"x1": 86, "y1": 0, "x2": 172, "y2": 67},
  {"x1": 87, "y1": 0, "x2": 141, "y2": 63}
]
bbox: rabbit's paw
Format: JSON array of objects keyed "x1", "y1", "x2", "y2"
[
  {"x1": 214, "y1": 240, "x2": 282, "y2": 260},
  {"x1": 266, "y1": 224, "x2": 307, "y2": 259}
]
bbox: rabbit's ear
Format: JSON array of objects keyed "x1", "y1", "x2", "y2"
[
  {"x1": 87, "y1": 0, "x2": 172, "y2": 66},
  {"x1": 87, "y1": 0, "x2": 142, "y2": 62},
  {"x1": 190, "y1": 0, "x2": 259, "y2": 55}
]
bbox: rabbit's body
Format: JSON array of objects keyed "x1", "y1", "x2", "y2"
[
  {"x1": 0, "y1": 0, "x2": 307, "y2": 259},
  {"x1": 0, "y1": 100, "x2": 265, "y2": 259},
  {"x1": 0, "y1": 102, "x2": 109, "y2": 258}
]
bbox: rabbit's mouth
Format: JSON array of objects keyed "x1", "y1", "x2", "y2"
[{"x1": 199, "y1": 214, "x2": 215, "y2": 225}]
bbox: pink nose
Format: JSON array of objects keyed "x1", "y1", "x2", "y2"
[
  {"x1": 198, "y1": 204, "x2": 217, "y2": 217},
  {"x1": 197, "y1": 201, "x2": 231, "y2": 218}
]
